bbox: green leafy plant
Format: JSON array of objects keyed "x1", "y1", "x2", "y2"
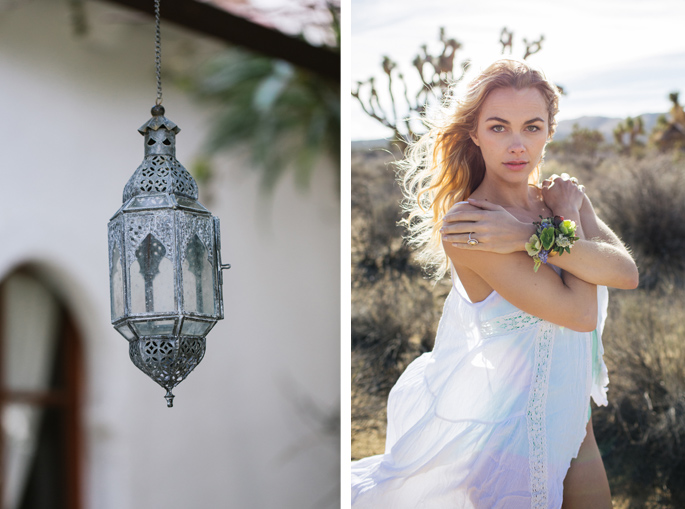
[{"x1": 194, "y1": 50, "x2": 340, "y2": 194}]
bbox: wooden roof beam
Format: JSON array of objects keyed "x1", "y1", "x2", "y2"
[{"x1": 106, "y1": 0, "x2": 340, "y2": 81}]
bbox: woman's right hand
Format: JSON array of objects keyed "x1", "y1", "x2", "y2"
[
  {"x1": 441, "y1": 199, "x2": 535, "y2": 254},
  {"x1": 541, "y1": 173, "x2": 585, "y2": 216}
]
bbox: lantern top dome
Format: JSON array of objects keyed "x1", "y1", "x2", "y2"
[{"x1": 121, "y1": 105, "x2": 199, "y2": 203}]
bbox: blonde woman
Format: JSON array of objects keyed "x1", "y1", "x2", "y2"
[{"x1": 351, "y1": 60, "x2": 638, "y2": 508}]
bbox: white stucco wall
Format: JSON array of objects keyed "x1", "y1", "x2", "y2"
[{"x1": 0, "y1": 1, "x2": 340, "y2": 507}]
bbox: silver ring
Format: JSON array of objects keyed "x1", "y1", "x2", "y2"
[{"x1": 467, "y1": 232, "x2": 478, "y2": 246}]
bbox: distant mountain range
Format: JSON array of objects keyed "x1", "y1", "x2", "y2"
[
  {"x1": 553, "y1": 113, "x2": 662, "y2": 142},
  {"x1": 352, "y1": 112, "x2": 666, "y2": 150}
]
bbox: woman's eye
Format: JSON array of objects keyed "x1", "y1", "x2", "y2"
[
  {"x1": 491, "y1": 125, "x2": 505, "y2": 133},
  {"x1": 526, "y1": 125, "x2": 540, "y2": 132}
]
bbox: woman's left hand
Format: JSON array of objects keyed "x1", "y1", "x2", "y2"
[
  {"x1": 441, "y1": 199, "x2": 535, "y2": 254},
  {"x1": 541, "y1": 173, "x2": 585, "y2": 215}
]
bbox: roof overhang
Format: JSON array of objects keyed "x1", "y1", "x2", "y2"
[{"x1": 106, "y1": 0, "x2": 339, "y2": 82}]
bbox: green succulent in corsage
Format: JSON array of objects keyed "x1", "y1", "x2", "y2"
[{"x1": 526, "y1": 215, "x2": 579, "y2": 272}]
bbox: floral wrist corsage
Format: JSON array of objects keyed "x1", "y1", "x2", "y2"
[{"x1": 525, "y1": 216, "x2": 579, "y2": 272}]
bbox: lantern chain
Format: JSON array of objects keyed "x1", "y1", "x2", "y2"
[{"x1": 154, "y1": 0, "x2": 162, "y2": 106}]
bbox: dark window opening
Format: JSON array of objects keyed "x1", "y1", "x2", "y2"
[{"x1": 0, "y1": 271, "x2": 83, "y2": 509}]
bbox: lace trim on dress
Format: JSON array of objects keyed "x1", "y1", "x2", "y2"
[
  {"x1": 586, "y1": 330, "x2": 594, "y2": 419},
  {"x1": 480, "y1": 310, "x2": 542, "y2": 338},
  {"x1": 526, "y1": 322, "x2": 555, "y2": 508}
]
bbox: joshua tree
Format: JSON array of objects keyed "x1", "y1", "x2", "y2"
[
  {"x1": 352, "y1": 27, "x2": 470, "y2": 146},
  {"x1": 669, "y1": 91, "x2": 685, "y2": 125},
  {"x1": 569, "y1": 123, "x2": 604, "y2": 160},
  {"x1": 522, "y1": 34, "x2": 545, "y2": 60},
  {"x1": 651, "y1": 91, "x2": 685, "y2": 152},
  {"x1": 500, "y1": 27, "x2": 544, "y2": 60},
  {"x1": 614, "y1": 116, "x2": 644, "y2": 155},
  {"x1": 353, "y1": 27, "x2": 545, "y2": 147},
  {"x1": 500, "y1": 27, "x2": 514, "y2": 55},
  {"x1": 627, "y1": 116, "x2": 644, "y2": 147}
]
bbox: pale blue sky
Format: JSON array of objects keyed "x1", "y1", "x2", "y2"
[{"x1": 351, "y1": 0, "x2": 685, "y2": 140}]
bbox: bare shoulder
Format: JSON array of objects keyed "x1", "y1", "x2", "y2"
[{"x1": 444, "y1": 200, "x2": 481, "y2": 216}]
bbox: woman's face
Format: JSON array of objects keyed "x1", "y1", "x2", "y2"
[{"x1": 470, "y1": 87, "x2": 549, "y2": 184}]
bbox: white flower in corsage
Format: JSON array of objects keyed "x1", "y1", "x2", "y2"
[
  {"x1": 556, "y1": 235, "x2": 571, "y2": 248},
  {"x1": 525, "y1": 234, "x2": 542, "y2": 257},
  {"x1": 526, "y1": 216, "x2": 579, "y2": 272}
]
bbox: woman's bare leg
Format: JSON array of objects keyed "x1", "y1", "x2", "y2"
[{"x1": 561, "y1": 418, "x2": 612, "y2": 509}]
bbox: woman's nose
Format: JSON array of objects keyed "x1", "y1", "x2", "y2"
[{"x1": 508, "y1": 137, "x2": 525, "y2": 154}]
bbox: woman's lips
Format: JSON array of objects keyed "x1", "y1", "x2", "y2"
[{"x1": 503, "y1": 161, "x2": 528, "y2": 170}]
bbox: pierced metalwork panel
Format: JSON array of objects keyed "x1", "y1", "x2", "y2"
[
  {"x1": 124, "y1": 211, "x2": 175, "y2": 267},
  {"x1": 143, "y1": 129, "x2": 177, "y2": 157},
  {"x1": 177, "y1": 213, "x2": 214, "y2": 266},
  {"x1": 123, "y1": 154, "x2": 198, "y2": 202},
  {"x1": 129, "y1": 336, "x2": 206, "y2": 407}
]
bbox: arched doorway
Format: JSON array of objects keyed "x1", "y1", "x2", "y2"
[{"x1": 0, "y1": 269, "x2": 83, "y2": 509}]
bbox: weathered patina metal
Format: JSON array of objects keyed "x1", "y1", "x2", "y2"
[{"x1": 108, "y1": 106, "x2": 230, "y2": 407}]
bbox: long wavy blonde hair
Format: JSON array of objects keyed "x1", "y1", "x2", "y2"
[{"x1": 398, "y1": 59, "x2": 561, "y2": 280}]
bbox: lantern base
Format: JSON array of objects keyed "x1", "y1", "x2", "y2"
[{"x1": 129, "y1": 336, "x2": 206, "y2": 406}]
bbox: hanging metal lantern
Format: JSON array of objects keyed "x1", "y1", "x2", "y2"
[{"x1": 108, "y1": 104, "x2": 230, "y2": 407}]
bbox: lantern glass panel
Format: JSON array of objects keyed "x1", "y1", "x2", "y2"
[
  {"x1": 175, "y1": 196, "x2": 208, "y2": 213},
  {"x1": 110, "y1": 243, "x2": 125, "y2": 320},
  {"x1": 181, "y1": 319, "x2": 213, "y2": 337},
  {"x1": 129, "y1": 194, "x2": 172, "y2": 210},
  {"x1": 182, "y1": 234, "x2": 215, "y2": 315},
  {"x1": 130, "y1": 233, "x2": 175, "y2": 314},
  {"x1": 131, "y1": 319, "x2": 176, "y2": 336},
  {"x1": 116, "y1": 324, "x2": 136, "y2": 341}
]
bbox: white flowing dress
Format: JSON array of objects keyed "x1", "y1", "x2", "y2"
[{"x1": 351, "y1": 266, "x2": 609, "y2": 509}]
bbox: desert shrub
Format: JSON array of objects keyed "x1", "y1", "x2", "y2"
[
  {"x1": 352, "y1": 273, "x2": 438, "y2": 395},
  {"x1": 546, "y1": 123, "x2": 606, "y2": 171},
  {"x1": 592, "y1": 154, "x2": 685, "y2": 291},
  {"x1": 351, "y1": 148, "x2": 418, "y2": 282},
  {"x1": 595, "y1": 289, "x2": 685, "y2": 507},
  {"x1": 351, "y1": 147, "x2": 444, "y2": 395}
]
